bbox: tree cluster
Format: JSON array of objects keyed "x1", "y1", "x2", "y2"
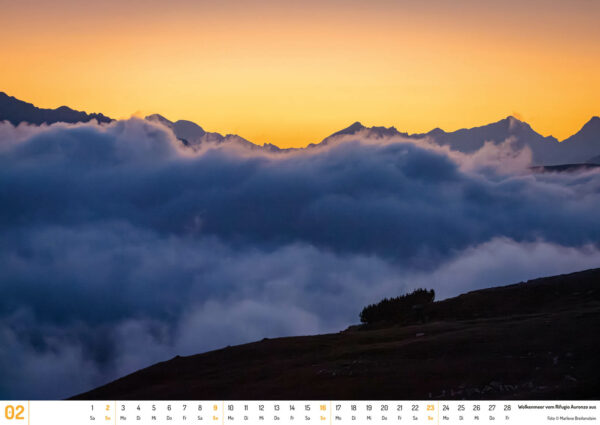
[{"x1": 359, "y1": 288, "x2": 435, "y2": 324}]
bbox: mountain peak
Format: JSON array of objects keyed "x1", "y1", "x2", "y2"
[
  {"x1": 172, "y1": 120, "x2": 206, "y2": 140},
  {"x1": 315, "y1": 121, "x2": 367, "y2": 145},
  {"x1": 145, "y1": 114, "x2": 173, "y2": 127},
  {"x1": 568, "y1": 116, "x2": 600, "y2": 139},
  {"x1": 582, "y1": 116, "x2": 600, "y2": 129},
  {"x1": 502, "y1": 115, "x2": 530, "y2": 129},
  {"x1": 565, "y1": 116, "x2": 600, "y2": 145},
  {"x1": 427, "y1": 127, "x2": 445, "y2": 136},
  {"x1": 341, "y1": 121, "x2": 366, "y2": 133}
]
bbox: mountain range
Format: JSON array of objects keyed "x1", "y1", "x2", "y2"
[
  {"x1": 1, "y1": 91, "x2": 598, "y2": 165},
  {"x1": 0, "y1": 92, "x2": 112, "y2": 126},
  {"x1": 145, "y1": 113, "x2": 263, "y2": 150}
]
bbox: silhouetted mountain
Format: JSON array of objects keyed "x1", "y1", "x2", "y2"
[
  {"x1": 423, "y1": 116, "x2": 556, "y2": 149},
  {"x1": 559, "y1": 117, "x2": 600, "y2": 163},
  {"x1": 0, "y1": 92, "x2": 112, "y2": 126},
  {"x1": 316, "y1": 121, "x2": 407, "y2": 147},
  {"x1": 73, "y1": 267, "x2": 600, "y2": 400},
  {"x1": 318, "y1": 115, "x2": 600, "y2": 166},
  {"x1": 421, "y1": 116, "x2": 563, "y2": 165},
  {"x1": 2, "y1": 92, "x2": 599, "y2": 164},
  {"x1": 144, "y1": 113, "x2": 173, "y2": 128},
  {"x1": 146, "y1": 114, "x2": 208, "y2": 145},
  {"x1": 318, "y1": 116, "x2": 565, "y2": 165},
  {"x1": 145, "y1": 114, "x2": 274, "y2": 151}
]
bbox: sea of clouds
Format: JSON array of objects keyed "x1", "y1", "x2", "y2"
[{"x1": 1, "y1": 118, "x2": 599, "y2": 398}]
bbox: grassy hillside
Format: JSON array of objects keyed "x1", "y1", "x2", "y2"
[{"x1": 74, "y1": 268, "x2": 600, "y2": 400}]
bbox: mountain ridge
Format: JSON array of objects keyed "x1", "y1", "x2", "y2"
[
  {"x1": 145, "y1": 113, "x2": 274, "y2": 151},
  {"x1": 315, "y1": 115, "x2": 600, "y2": 165},
  {"x1": 1, "y1": 91, "x2": 598, "y2": 165},
  {"x1": 0, "y1": 92, "x2": 112, "y2": 126}
]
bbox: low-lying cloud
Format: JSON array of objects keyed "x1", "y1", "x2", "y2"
[{"x1": 1, "y1": 118, "x2": 599, "y2": 398}]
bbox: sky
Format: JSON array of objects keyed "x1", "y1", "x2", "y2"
[{"x1": 1, "y1": 0, "x2": 599, "y2": 147}]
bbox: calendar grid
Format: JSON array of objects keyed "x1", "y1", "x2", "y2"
[{"x1": 1, "y1": 399, "x2": 598, "y2": 425}]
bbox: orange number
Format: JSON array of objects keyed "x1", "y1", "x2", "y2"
[
  {"x1": 5, "y1": 405, "x2": 14, "y2": 419},
  {"x1": 5, "y1": 405, "x2": 25, "y2": 420}
]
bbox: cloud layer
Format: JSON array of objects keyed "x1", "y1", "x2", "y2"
[{"x1": 1, "y1": 118, "x2": 599, "y2": 398}]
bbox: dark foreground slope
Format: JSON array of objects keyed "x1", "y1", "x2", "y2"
[{"x1": 74, "y1": 268, "x2": 600, "y2": 400}]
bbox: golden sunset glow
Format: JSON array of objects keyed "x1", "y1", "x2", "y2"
[{"x1": 2, "y1": 0, "x2": 599, "y2": 147}]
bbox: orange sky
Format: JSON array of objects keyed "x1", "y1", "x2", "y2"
[{"x1": 1, "y1": 0, "x2": 598, "y2": 147}]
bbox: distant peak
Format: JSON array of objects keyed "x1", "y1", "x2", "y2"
[
  {"x1": 504, "y1": 115, "x2": 527, "y2": 126},
  {"x1": 146, "y1": 113, "x2": 170, "y2": 121},
  {"x1": 174, "y1": 119, "x2": 203, "y2": 127},
  {"x1": 331, "y1": 121, "x2": 366, "y2": 136},
  {"x1": 347, "y1": 121, "x2": 366, "y2": 131},
  {"x1": 497, "y1": 115, "x2": 532, "y2": 132},
  {"x1": 145, "y1": 114, "x2": 173, "y2": 126},
  {"x1": 428, "y1": 127, "x2": 445, "y2": 135},
  {"x1": 173, "y1": 119, "x2": 205, "y2": 132},
  {"x1": 576, "y1": 116, "x2": 600, "y2": 134}
]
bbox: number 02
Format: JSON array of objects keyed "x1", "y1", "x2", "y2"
[{"x1": 5, "y1": 405, "x2": 25, "y2": 420}]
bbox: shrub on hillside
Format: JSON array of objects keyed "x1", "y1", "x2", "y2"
[{"x1": 359, "y1": 288, "x2": 435, "y2": 324}]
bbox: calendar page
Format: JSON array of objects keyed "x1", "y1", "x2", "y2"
[{"x1": 1, "y1": 0, "x2": 599, "y2": 422}]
